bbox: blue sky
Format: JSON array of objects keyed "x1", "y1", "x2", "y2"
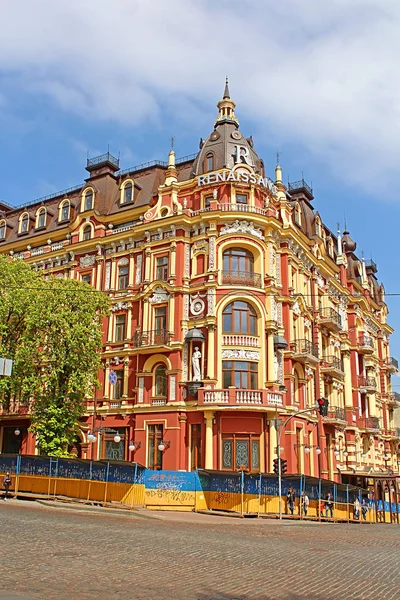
[{"x1": 1, "y1": 0, "x2": 400, "y2": 379}]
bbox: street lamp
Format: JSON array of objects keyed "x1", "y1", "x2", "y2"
[
  {"x1": 14, "y1": 428, "x2": 20, "y2": 436},
  {"x1": 158, "y1": 440, "x2": 170, "y2": 452},
  {"x1": 128, "y1": 441, "x2": 141, "y2": 452},
  {"x1": 113, "y1": 434, "x2": 121, "y2": 444}
]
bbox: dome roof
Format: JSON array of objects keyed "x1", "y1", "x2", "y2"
[
  {"x1": 184, "y1": 328, "x2": 206, "y2": 343},
  {"x1": 342, "y1": 230, "x2": 357, "y2": 253},
  {"x1": 191, "y1": 80, "x2": 264, "y2": 178}
]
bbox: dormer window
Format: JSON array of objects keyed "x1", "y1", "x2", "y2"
[
  {"x1": 84, "y1": 189, "x2": 93, "y2": 211},
  {"x1": 294, "y1": 204, "x2": 301, "y2": 226},
  {"x1": 123, "y1": 182, "x2": 133, "y2": 204},
  {"x1": 60, "y1": 200, "x2": 70, "y2": 222},
  {"x1": 205, "y1": 153, "x2": 214, "y2": 172},
  {"x1": 83, "y1": 224, "x2": 92, "y2": 241},
  {"x1": 0, "y1": 220, "x2": 6, "y2": 240},
  {"x1": 19, "y1": 213, "x2": 29, "y2": 234},
  {"x1": 36, "y1": 207, "x2": 46, "y2": 229}
]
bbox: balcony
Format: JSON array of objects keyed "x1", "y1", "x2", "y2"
[
  {"x1": 133, "y1": 329, "x2": 172, "y2": 348},
  {"x1": 291, "y1": 339, "x2": 319, "y2": 365},
  {"x1": 357, "y1": 334, "x2": 374, "y2": 354},
  {"x1": 387, "y1": 392, "x2": 400, "y2": 407},
  {"x1": 387, "y1": 357, "x2": 399, "y2": 373},
  {"x1": 324, "y1": 406, "x2": 346, "y2": 424},
  {"x1": 362, "y1": 416, "x2": 380, "y2": 431},
  {"x1": 358, "y1": 376, "x2": 377, "y2": 392},
  {"x1": 320, "y1": 355, "x2": 344, "y2": 378},
  {"x1": 197, "y1": 389, "x2": 283, "y2": 408},
  {"x1": 288, "y1": 178, "x2": 313, "y2": 200},
  {"x1": 319, "y1": 307, "x2": 342, "y2": 332},
  {"x1": 221, "y1": 270, "x2": 262, "y2": 288},
  {"x1": 192, "y1": 203, "x2": 267, "y2": 217}
]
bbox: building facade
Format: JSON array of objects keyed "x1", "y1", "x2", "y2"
[{"x1": 0, "y1": 83, "x2": 399, "y2": 483}]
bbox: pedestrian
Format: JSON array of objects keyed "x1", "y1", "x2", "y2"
[
  {"x1": 325, "y1": 492, "x2": 334, "y2": 518},
  {"x1": 287, "y1": 487, "x2": 295, "y2": 516},
  {"x1": 301, "y1": 491, "x2": 309, "y2": 517},
  {"x1": 2, "y1": 472, "x2": 12, "y2": 500},
  {"x1": 353, "y1": 497, "x2": 360, "y2": 520},
  {"x1": 361, "y1": 499, "x2": 368, "y2": 521}
]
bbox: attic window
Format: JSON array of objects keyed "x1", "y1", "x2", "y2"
[
  {"x1": 0, "y1": 220, "x2": 5, "y2": 240},
  {"x1": 205, "y1": 153, "x2": 214, "y2": 172}
]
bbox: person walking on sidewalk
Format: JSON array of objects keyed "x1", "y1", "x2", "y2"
[
  {"x1": 325, "y1": 492, "x2": 334, "y2": 518},
  {"x1": 301, "y1": 491, "x2": 309, "y2": 517},
  {"x1": 287, "y1": 487, "x2": 295, "y2": 515},
  {"x1": 2, "y1": 472, "x2": 12, "y2": 500}
]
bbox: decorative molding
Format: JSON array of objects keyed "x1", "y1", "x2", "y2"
[
  {"x1": 207, "y1": 288, "x2": 216, "y2": 316},
  {"x1": 292, "y1": 300, "x2": 301, "y2": 316},
  {"x1": 80, "y1": 254, "x2": 96, "y2": 268},
  {"x1": 304, "y1": 317, "x2": 312, "y2": 329},
  {"x1": 169, "y1": 375, "x2": 176, "y2": 401},
  {"x1": 135, "y1": 254, "x2": 143, "y2": 285},
  {"x1": 221, "y1": 349, "x2": 260, "y2": 360},
  {"x1": 184, "y1": 243, "x2": 190, "y2": 278},
  {"x1": 208, "y1": 236, "x2": 216, "y2": 270},
  {"x1": 138, "y1": 377, "x2": 144, "y2": 403},
  {"x1": 183, "y1": 294, "x2": 189, "y2": 320},
  {"x1": 190, "y1": 293, "x2": 206, "y2": 316},
  {"x1": 219, "y1": 220, "x2": 264, "y2": 240},
  {"x1": 149, "y1": 286, "x2": 170, "y2": 304},
  {"x1": 111, "y1": 302, "x2": 129, "y2": 312},
  {"x1": 105, "y1": 261, "x2": 111, "y2": 290},
  {"x1": 182, "y1": 342, "x2": 188, "y2": 381},
  {"x1": 118, "y1": 257, "x2": 129, "y2": 266}
]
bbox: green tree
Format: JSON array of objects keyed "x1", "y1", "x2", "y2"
[{"x1": 0, "y1": 256, "x2": 109, "y2": 456}]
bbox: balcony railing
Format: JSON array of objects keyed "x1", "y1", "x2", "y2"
[
  {"x1": 358, "y1": 376, "x2": 377, "y2": 390},
  {"x1": 319, "y1": 307, "x2": 342, "y2": 330},
  {"x1": 87, "y1": 152, "x2": 120, "y2": 169},
  {"x1": 291, "y1": 339, "x2": 319, "y2": 360},
  {"x1": 133, "y1": 329, "x2": 172, "y2": 347},
  {"x1": 358, "y1": 334, "x2": 374, "y2": 351},
  {"x1": 325, "y1": 406, "x2": 346, "y2": 422},
  {"x1": 222, "y1": 270, "x2": 262, "y2": 288},
  {"x1": 198, "y1": 389, "x2": 283, "y2": 407},
  {"x1": 222, "y1": 335, "x2": 259, "y2": 347},
  {"x1": 320, "y1": 355, "x2": 343, "y2": 372},
  {"x1": 191, "y1": 203, "x2": 267, "y2": 217},
  {"x1": 363, "y1": 417, "x2": 380, "y2": 431},
  {"x1": 387, "y1": 357, "x2": 399, "y2": 371}
]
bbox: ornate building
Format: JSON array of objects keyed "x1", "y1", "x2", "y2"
[{"x1": 0, "y1": 82, "x2": 399, "y2": 483}]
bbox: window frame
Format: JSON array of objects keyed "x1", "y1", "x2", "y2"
[
  {"x1": 113, "y1": 370, "x2": 124, "y2": 400},
  {"x1": 81, "y1": 273, "x2": 92, "y2": 285},
  {"x1": 122, "y1": 181, "x2": 133, "y2": 204},
  {"x1": 0, "y1": 220, "x2": 6, "y2": 240},
  {"x1": 147, "y1": 424, "x2": 164, "y2": 470},
  {"x1": 83, "y1": 189, "x2": 94, "y2": 212},
  {"x1": 82, "y1": 224, "x2": 92, "y2": 241},
  {"x1": 222, "y1": 360, "x2": 258, "y2": 390},
  {"x1": 114, "y1": 314, "x2": 126, "y2": 342},
  {"x1": 235, "y1": 193, "x2": 248, "y2": 205},
  {"x1": 205, "y1": 153, "x2": 214, "y2": 172},
  {"x1": 156, "y1": 255, "x2": 169, "y2": 281},
  {"x1": 154, "y1": 364, "x2": 167, "y2": 397},
  {"x1": 154, "y1": 305, "x2": 167, "y2": 333},
  {"x1": 221, "y1": 434, "x2": 260, "y2": 472},
  {"x1": 118, "y1": 265, "x2": 129, "y2": 290},
  {"x1": 36, "y1": 208, "x2": 46, "y2": 229},
  {"x1": 60, "y1": 200, "x2": 70, "y2": 222},
  {"x1": 19, "y1": 213, "x2": 29, "y2": 234},
  {"x1": 222, "y1": 300, "x2": 257, "y2": 335}
]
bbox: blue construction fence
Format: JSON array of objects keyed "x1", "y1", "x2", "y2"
[{"x1": 0, "y1": 454, "x2": 399, "y2": 514}]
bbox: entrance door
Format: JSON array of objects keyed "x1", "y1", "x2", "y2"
[{"x1": 2, "y1": 427, "x2": 23, "y2": 454}]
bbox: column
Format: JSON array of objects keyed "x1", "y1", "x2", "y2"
[
  {"x1": 123, "y1": 357, "x2": 129, "y2": 399},
  {"x1": 207, "y1": 325, "x2": 215, "y2": 380},
  {"x1": 170, "y1": 242, "x2": 176, "y2": 278},
  {"x1": 126, "y1": 305, "x2": 132, "y2": 340},
  {"x1": 269, "y1": 419, "x2": 278, "y2": 472},
  {"x1": 343, "y1": 351, "x2": 353, "y2": 408},
  {"x1": 110, "y1": 258, "x2": 117, "y2": 291},
  {"x1": 144, "y1": 249, "x2": 151, "y2": 282},
  {"x1": 204, "y1": 411, "x2": 215, "y2": 470},
  {"x1": 128, "y1": 252, "x2": 135, "y2": 287},
  {"x1": 267, "y1": 330, "x2": 275, "y2": 383},
  {"x1": 95, "y1": 258, "x2": 104, "y2": 290}
]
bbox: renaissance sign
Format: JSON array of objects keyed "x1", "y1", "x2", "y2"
[{"x1": 197, "y1": 169, "x2": 278, "y2": 195}]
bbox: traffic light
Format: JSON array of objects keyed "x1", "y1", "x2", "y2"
[
  {"x1": 273, "y1": 458, "x2": 279, "y2": 474},
  {"x1": 281, "y1": 459, "x2": 288, "y2": 475},
  {"x1": 317, "y1": 397, "x2": 329, "y2": 417}
]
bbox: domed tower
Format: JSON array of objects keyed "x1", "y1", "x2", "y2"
[{"x1": 191, "y1": 78, "x2": 265, "y2": 177}]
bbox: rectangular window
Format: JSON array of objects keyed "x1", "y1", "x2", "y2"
[
  {"x1": 103, "y1": 428, "x2": 126, "y2": 461},
  {"x1": 204, "y1": 196, "x2": 213, "y2": 208},
  {"x1": 222, "y1": 435, "x2": 260, "y2": 472},
  {"x1": 155, "y1": 306, "x2": 167, "y2": 332},
  {"x1": 118, "y1": 266, "x2": 129, "y2": 290},
  {"x1": 115, "y1": 314, "x2": 126, "y2": 342},
  {"x1": 190, "y1": 424, "x2": 202, "y2": 470},
  {"x1": 222, "y1": 361, "x2": 258, "y2": 389},
  {"x1": 156, "y1": 256, "x2": 168, "y2": 281},
  {"x1": 148, "y1": 424, "x2": 164, "y2": 470},
  {"x1": 236, "y1": 194, "x2": 248, "y2": 204},
  {"x1": 113, "y1": 370, "x2": 124, "y2": 400},
  {"x1": 81, "y1": 273, "x2": 91, "y2": 285}
]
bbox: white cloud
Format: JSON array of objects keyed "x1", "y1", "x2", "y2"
[{"x1": 1, "y1": 0, "x2": 400, "y2": 191}]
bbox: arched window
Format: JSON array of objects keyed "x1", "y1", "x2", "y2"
[
  {"x1": 155, "y1": 364, "x2": 167, "y2": 397},
  {"x1": 0, "y1": 220, "x2": 6, "y2": 240},
  {"x1": 123, "y1": 182, "x2": 133, "y2": 204},
  {"x1": 118, "y1": 264, "x2": 129, "y2": 289},
  {"x1": 82, "y1": 225, "x2": 92, "y2": 241},
  {"x1": 222, "y1": 248, "x2": 255, "y2": 285},
  {"x1": 205, "y1": 153, "x2": 214, "y2": 172},
  {"x1": 37, "y1": 208, "x2": 46, "y2": 229},
  {"x1": 20, "y1": 213, "x2": 29, "y2": 234},
  {"x1": 60, "y1": 200, "x2": 70, "y2": 222},
  {"x1": 222, "y1": 301, "x2": 257, "y2": 335},
  {"x1": 84, "y1": 189, "x2": 93, "y2": 211}
]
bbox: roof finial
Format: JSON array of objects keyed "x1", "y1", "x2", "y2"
[
  {"x1": 276, "y1": 151, "x2": 280, "y2": 166},
  {"x1": 170, "y1": 135, "x2": 175, "y2": 150},
  {"x1": 223, "y1": 76, "x2": 230, "y2": 99}
]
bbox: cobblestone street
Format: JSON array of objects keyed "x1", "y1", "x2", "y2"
[{"x1": 1, "y1": 500, "x2": 399, "y2": 600}]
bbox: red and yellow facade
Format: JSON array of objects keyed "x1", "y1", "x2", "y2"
[{"x1": 0, "y1": 83, "x2": 398, "y2": 484}]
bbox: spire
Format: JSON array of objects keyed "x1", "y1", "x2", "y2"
[
  {"x1": 337, "y1": 224, "x2": 342, "y2": 257},
  {"x1": 215, "y1": 78, "x2": 239, "y2": 128},
  {"x1": 275, "y1": 151, "x2": 283, "y2": 184},
  {"x1": 223, "y1": 76, "x2": 230, "y2": 99}
]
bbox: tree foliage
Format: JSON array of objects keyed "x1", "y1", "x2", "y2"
[{"x1": 0, "y1": 256, "x2": 109, "y2": 456}]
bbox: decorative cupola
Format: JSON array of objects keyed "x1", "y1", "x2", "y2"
[{"x1": 214, "y1": 77, "x2": 239, "y2": 128}]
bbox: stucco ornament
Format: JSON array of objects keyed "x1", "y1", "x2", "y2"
[
  {"x1": 80, "y1": 254, "x2": 96, "y2": 268},
  {"x1": 221, "y1": 349, "x2": 260, "y2": 360},
  {"x1": 304, "y1": 317, "x2": 312, "y2": 329},
  {"x1": 190, "y1": 293, "x2": 206, "y2": 316},
  {"x1": 111, "y1": 302, "x2": 129, "y2": 312},
  {"x1": 192, "y1": 347, "x2": 202, "y2": 381},
  {"x1": 149, "y1": 286, "x2": 170, "y2": 304},
  {"x1": 219, "y1": 220, "x2": 264, "y2": 240},
  {"x1": 292, "y1": 300, "x2": 301, "y2": 316}
]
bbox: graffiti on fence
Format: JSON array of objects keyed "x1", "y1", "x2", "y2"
[
  {"x1": 212, "y1": 491, "x2": 230, "y2": 505},
  {"x1": 145, "y1": 488, "x2": 194, "y2": 505}
]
